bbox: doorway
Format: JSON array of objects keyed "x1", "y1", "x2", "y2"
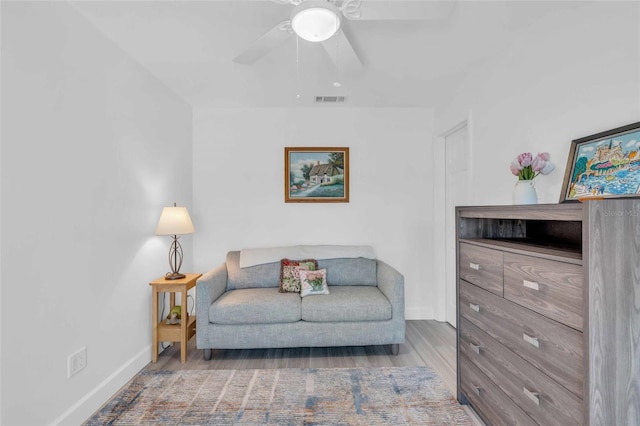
[{"x1": 442, "y1": 121, "x2": 470, "y2": 327}]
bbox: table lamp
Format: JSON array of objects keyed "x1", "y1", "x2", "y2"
[{"x1": 155, "y1": 203, "x2": 195, "y2": 280}]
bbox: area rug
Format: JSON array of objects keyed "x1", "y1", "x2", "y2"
[{"x1": 85, "y1": 366, "x2": 473, "y2": 425}]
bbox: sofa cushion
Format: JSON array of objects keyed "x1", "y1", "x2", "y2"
[
  {"x1": 279, "y1": 259, "x2": 318, "y2": 293},
  {"x1": 317, "y1": 258, "x2": 377, "y2": 286},
  {"x1": 210, "y1": 288, "x2": 301, "y2": 325},
  {"x1": 301, "y1": 286, "x2": 391, "y2": 322},
  {"x1": 300, "y1": 269, "x2": 330, "y2": 297},
  {"x1": 226, "y1": 251, "x2": 280, "y2": 290}
]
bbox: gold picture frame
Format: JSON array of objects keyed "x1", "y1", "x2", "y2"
[{"x1": 284, "y1": 147, "x2": 349, "y2": 203}]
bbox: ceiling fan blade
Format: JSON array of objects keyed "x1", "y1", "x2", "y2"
[
  {"x1": 321, "y1": 31, "x2": 363, "y2": 76},
  {"x1": 342, "y1": 0, "x2": 455, "y2": 21},
  {"x1": 233, "y1": 21, "x2": 293, "y2": 65}
]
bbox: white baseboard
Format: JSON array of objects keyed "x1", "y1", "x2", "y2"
[
  {"x1": 52, "y1": 346, "x2": 150, "y2": 426},
  {"x1": 405, "y1": 307, "x2": 434, "y2": 320}
]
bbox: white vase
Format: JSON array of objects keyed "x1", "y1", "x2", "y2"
[{"x1": 513, "y1": 180, "x2": 538, "y2": 205}]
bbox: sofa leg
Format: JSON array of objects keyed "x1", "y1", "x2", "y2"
[
  {"x1": 391, "y1": 344, "x2": 399, "y2": 355},
  {"x1": 203, "y1": 348, "x2": 212, "y2": 361}
]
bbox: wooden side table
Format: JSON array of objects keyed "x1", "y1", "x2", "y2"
[{"x1": 149, "y1": 273, "x2": 202, "y2": 363}]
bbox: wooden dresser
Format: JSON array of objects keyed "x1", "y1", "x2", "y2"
[{"x1": 456, "y1": 201, "x2": 640, "y2": 426}]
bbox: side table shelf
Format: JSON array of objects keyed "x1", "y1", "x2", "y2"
[
  {"x1": 149, "y1": 273, "x2": 202, "y2": 363},
  {"x1": 157, "y1": 314, "x2": 196, "y2": 343}
]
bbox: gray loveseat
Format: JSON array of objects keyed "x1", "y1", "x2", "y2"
[{"x1": 196, "y1": 250, "x2": 405, "y2": 360}]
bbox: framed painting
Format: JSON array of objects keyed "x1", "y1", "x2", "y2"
[
  {"x1": 285, "y1": 147, "x2": 349, "y2": 203},
  {"x1": 560, "y1": 121, "x2": 640, "y2": 202}
]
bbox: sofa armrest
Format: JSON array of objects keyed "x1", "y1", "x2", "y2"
[
  {"x1": 376, "y1": 260, "x2": 405, "y2": 321},
  {"x1": 196, "y1": 262, "x2": 227, "y2": 324}
]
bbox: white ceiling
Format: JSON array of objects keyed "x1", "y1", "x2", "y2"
[{"x1": 70, "y1": 0, "x2": 575, "y2": 108}]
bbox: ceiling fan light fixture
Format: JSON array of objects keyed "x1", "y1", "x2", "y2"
[{"x1": 291, "y1": 1, "x2": 341, "y2": 42}]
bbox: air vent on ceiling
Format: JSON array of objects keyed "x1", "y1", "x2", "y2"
[{"x1": 315, "y1": 96, "x2": 347, "y2": 103}]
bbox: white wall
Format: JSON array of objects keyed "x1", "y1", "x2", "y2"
[
  {"x1": 431, "y1": 1, "x2": 640, "y2": 320},
  {"x1": 193, "y1": 107, "x2": 436, "y2": 319},
  {"x1": 1, "y1": 3, "x2": 192, "y2": 424}
]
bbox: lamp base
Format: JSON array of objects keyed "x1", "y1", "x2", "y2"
[{"x1": 165, "y1": 272, "x2": 186, "y2": 280}]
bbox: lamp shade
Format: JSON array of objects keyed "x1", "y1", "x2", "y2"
[
  {"x1": 291, "y1": 0, "x2": 341, "y2": 42},
  {"x1": 155, "y1": 206, "x2": 195, "y2": 236}
]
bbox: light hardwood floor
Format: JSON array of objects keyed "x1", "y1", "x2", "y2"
[
  {"x1": 146, "y1": 321, "x2": 455, "y2": 388},
  {"x1": 145, "y1": 320, "x2": 483, "y2": 424}
]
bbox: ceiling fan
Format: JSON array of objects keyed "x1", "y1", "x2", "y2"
[{"x1": 233, "y1": 0, "x2": 455, "y2": 74}]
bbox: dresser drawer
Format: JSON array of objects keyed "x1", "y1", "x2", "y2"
[
  {"x1": 460, "y1": 317, "x2": 583, "y2": 426},
  {"x1": 460, "y1": 280, "x2": 584, "y2": 397},
  {"x1": 459, "y1": 243, "x2": 503, "y2": 295},
  {"x1": 504, "y1": 252, "x2": 583, "y2": 330},
  {"x1": 461, "y1": 355, "x2": 537, "y2": 426}
]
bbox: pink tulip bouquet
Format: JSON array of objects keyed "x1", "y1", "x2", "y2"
[{"x1": 510, "y1": 152, "x2": 555, "y2": 180}]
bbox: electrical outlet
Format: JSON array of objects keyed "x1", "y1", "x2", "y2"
[{"x1": 67, "y1": 347, "x2": 87, "y2": 378}]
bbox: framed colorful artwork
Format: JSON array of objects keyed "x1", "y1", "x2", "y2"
[
  {"x1": 284, "y1": 147, "x2": 349, "y2": 203},
  {"x1": 560, "y1": 122, "x2": 640, "y2": 202}
]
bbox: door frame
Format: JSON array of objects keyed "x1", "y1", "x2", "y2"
[{"x1": 433, "y1": 112, "x2": 473, "y2": 326}]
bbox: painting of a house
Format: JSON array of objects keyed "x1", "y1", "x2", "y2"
[
  {"x1": 309, "y1": 162, "x2": 343, "y2": 185},
  {"x1": 285, "y1": 147, "x2": 349, "y2": 203}
]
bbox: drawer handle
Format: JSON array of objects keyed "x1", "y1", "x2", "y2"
[
  {"x1": 472, "y1": 384, "x2": 481, "y2": 396},
  {"x1": 469, "y1": 342, "x2": 480, "y2": 355},
  {"x1": 469, "y1": 303, "x2": 480, "y2": 313},
  {"x1": 469, "y1": 262, "x2": 480, "y2": 270},
  {"x1": 523, "y1": 279, "x2": 540, "y2": 291},
  {"x1": 523, "y1": 387, "x2": 540, "y2": 405},
  {"x1": 523, "y1": 333, "x2": 540, "y2": 348}
]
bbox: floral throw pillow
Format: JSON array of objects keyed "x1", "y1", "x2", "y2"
[
  {"x1": 299, "y1": 269, "x2": 330, "y2": 297},
  {"x1": 279, "y1": 259, "x2": 318, "y2": 293}
]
